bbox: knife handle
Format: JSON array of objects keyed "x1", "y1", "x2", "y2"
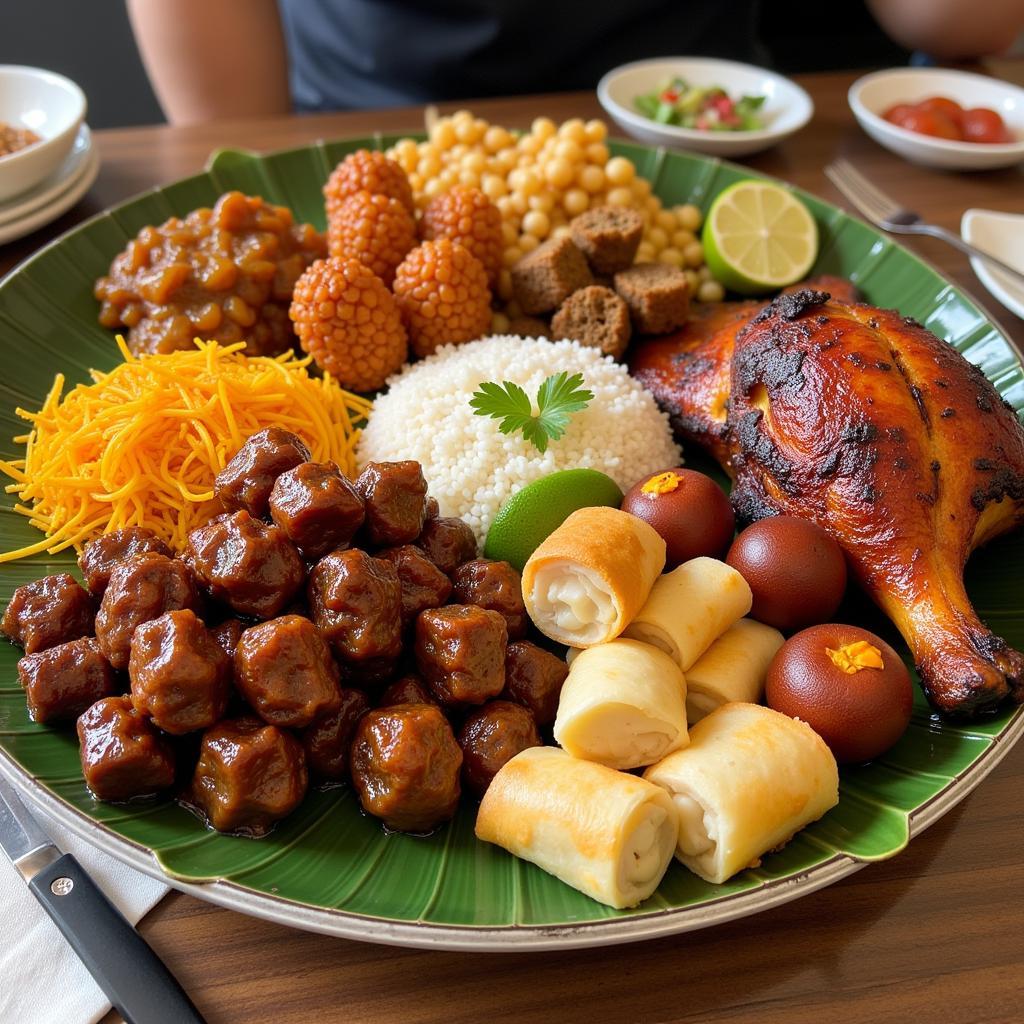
[{"x1": 27, "y1": 853, "x2": 205, "y2": 1024}]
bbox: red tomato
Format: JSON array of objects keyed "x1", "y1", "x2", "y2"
[
  {"x1": 918, "y1": 96, "x2": 965, "y2": 129},
  {"x1": 961, "y1": 107, "x2": 1012, "y2": 144},
  {"x1": 897, "y1": 108, "x2": 961, "y2": 140},
  {"x1": 883, "y1": 103, "x2": 916, "y2": 127}
]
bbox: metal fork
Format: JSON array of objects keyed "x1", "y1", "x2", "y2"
[{"x1": 825, "y1": 158, "x2": 1024, "y2": 288}]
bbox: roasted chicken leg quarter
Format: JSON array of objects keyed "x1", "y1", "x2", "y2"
[{"x1": 633, "y1": 288, "x2": 1024, "y2": 719}]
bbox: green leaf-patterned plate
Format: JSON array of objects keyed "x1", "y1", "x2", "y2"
[{"x1": 0, "y1": 136, "x2": 1022, "y2": 950}]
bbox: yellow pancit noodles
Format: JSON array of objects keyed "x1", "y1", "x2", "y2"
[{"x1": 0, "y1": 337, "x2": 373, "y2": 562}]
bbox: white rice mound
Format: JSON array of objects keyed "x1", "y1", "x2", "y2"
[{"x1": 357, "y1": 335, "x2": 683, "y2": 545}]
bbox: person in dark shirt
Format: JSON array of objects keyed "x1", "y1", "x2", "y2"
[{"x1": 127, "y1": 0, "x2": 1024, "y2": 123}]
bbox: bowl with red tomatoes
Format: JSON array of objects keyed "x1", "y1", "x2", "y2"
[{"x1": 849, "y1": 67, "x2": 1024, "y2": 170}]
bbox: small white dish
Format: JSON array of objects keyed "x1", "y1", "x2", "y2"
[
  {"x1": 961, "y1": 207, "x2": 1024, "y2": 320},
  {"x1": 0, "y1": 65, "x2": 87, "y2": 202},
  {"x1": 0, "y1": 139, "x2": 98, "y2": 246},
  {"x1": 597, "y1": 57, "x2": 813, "y2": 158},
  {"x1": 849, "y1": 67, "x2": 1024, "y2": 171},
  {"x1": 0, "y1": 124, "x2": 92, "y2": 228}
]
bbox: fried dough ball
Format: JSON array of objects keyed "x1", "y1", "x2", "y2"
[
  {"x1": 327, "y1": 190, "x2": 417, "y2": 287},
  {"x1": 289, "y1": 257, "x2": 408, "y2": 392},
  {"x1": 393, "y1": 240, "x2": 491, "y2": 357},
  {"x1": 420, "y1": 186, "x2": 503, "y2": 285},
  {"x1": 324, "y1": 149, "x2": 414, "y2": 219}
]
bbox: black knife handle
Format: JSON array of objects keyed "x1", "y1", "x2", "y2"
[{"x1": 27, "y1": 853, "x2": 205, "y2": 1024}]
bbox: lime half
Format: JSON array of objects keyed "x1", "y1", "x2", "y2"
[
  {"x1": 702, "y1": 180, "x2": 818, "y2": 296},
  {"x1": 484, "y1": 469, "x2": 624, "y2": 572}
]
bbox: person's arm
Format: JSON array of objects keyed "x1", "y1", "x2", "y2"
[
  {"x1": 126, "y1": 0, "x2": 291, "y2": 124},
  {"x1": 867, "y1": 0, "x2": 1024, "y2": 59}
]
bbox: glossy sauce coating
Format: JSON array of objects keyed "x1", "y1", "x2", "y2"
[
  {"x1": 188, "y1": 716, "x2": 308, "y2": 836},
  {"x1": 300, "y1": 687, "x2": 371, "y2": 781},
  {"x1": 458, "y1": 700, "x2": 541, "y2": 798},
  {"x1": 378, "y1": 675, "x2": 437, "y2": 708},
  {"x1": 78, "y1": 526, "x2": 172, "y2": 598},
  {"x1": 186, "y1": 510, "x2": 305, "y2": 619},
  {"x1": 501, "y1": 640, "x2": 570, "y2": 726},
  {"x1": 355, "y1": 461, "x2": 428, "y2": 546},
  {"x1": 2, "y1": 574, "x2": 95, "y2": 655},
  {"x1": 415, "y1": 604, "x2": 508, "y2": 707},
  {"x1": 77, "y1": 696, "x2": 176, "y2": 801},
  {"x1": 269, "y1": 461, "x2": 365, "y2": 560},
  {"x1": 450, "y1": 559, "x2": 528, "y2": 640},
  {"x1": 415, "y1": 516, "x2": 478, "y2": 575},
  {"x1": 129, "y1": 609, "x2": 231, "y2": 735},
  {"x1": 350, "y1": 704, "x2": 462, "y2": 832},
  {"x1": 18, "y1": 637, "x2": 117, "y2": 724},
  {"x1": 95, "y1": 553, "x2": 200, "y2": 670},
  {"x1": 377, "y1": 544, "x2": 453, "y2": 625},
  {"x1": 215, "y1": 427, "x2": 311, "y2": 518}
]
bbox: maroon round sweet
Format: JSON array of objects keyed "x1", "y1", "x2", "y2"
[
  {"x1": 620, "y1": 468, "x2": 734, "y2": 567},
  {"x1": 766, "y1": 623, "x2": 913, "y2": 764},
  {"x1": 726, "y1": 516, "x2": 847, "y2": 631}
]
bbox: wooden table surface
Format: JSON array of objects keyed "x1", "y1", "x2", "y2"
[{"x1": 3, "y1": 67, "x2": 1023, "y2": 1024}]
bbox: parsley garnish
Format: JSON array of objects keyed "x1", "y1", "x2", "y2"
[{"x1": 469, "y1": 372, "x2": 594, "y2": 453}]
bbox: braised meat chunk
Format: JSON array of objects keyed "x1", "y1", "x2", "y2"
[
  {"x1": 215, "y1": 427, "x2": 311, "y2": 518},
  {"x1": 269, "y1": 461, "x2": 365, "y2": 560},
  {"x1": 451, "y1": 559, "x2": 528, "y2": 640},
  {"x1": 377, "y1": 544, "x2": 452, "y2": 625},
  {"x1": 95, "y1": 553, "x2": 200, "y2": 670},
  {"x1": 210, "y1": 617, "x2": 245, "y2": 662},
  {"x1": 308, "y1": 548, "x2": 402, "y2": 664},
  {"x1": 78, "y1": 696, "x2": 176, "y2": 801},
  {"x1": 350, "y1": 704, "x2": 462, "y2": 831},
  {"x1": 355, "y1": 461, "x2": 428, "y2": 546},
  {"x1": 129, "y1": 610, "x2": 230, "y2": 735},
  {"x1": 78, "y1": 527, "x2": 172, "y2": 598},
  {"x1": 186, "y1": 510, "x2": 304, "y2": 619},
  {"x1": 378, "y1": 675, "x2": 437, "y2": 708},
  {"x1": 235, "y1": 615, "x2": 342, "y2": 728},
  {"x1": 300, "y1": 687, "x2": 371, "y2": 782},
  {"x1": 189, "y1": 716, "x2": 307, "y2": 835},
  {"x1": 415, "y1": 516, "x2": 477, "y2": 575},
  {"x1": 502, "y1": 640, "x2": 569, "y2": 726},
  {"x1": 415, "y1": 604, "x2": 507, "y2": 707},
  {"x1": 18, "y1": 638, "x2": 117, "y2": 724},
  {"x1": 2, "y1": 574, "x2": 94, "y2": 655},
  {"x1": 458, "y1": 700, "x2": 541, "y2": 797}
]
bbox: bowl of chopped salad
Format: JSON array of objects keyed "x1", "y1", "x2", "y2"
[{"x1": 597, "y1": 57, "x2": 813, "y2": 157}]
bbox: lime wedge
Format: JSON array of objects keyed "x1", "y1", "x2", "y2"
[
  {"x1": 702, "y1": 180, "x2": 818, "y2": 296},
  {"x1": 484, "y1": 469, "x2": 624, "y2": 572}
]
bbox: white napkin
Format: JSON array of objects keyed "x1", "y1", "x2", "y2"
[{"x1": 0, "y1": 806, "x2": 168, "y2": 1024}]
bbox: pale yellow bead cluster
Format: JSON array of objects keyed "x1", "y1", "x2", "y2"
[{"x1": 387, "y1": 110, "x2": 726, "y2": 320}]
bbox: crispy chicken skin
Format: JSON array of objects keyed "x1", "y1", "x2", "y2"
[{"x1": 632, "y1": 286, "x2": 1024, "y2": 719}]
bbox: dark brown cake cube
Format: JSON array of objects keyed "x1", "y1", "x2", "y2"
[
  {"x1": 378, "y1": 674, "x2": 437, "y2": 708},
  {"x1": 570, "y1": 206, "x2": 644, "y2": 274},
  {"x1": 188, "y1": 716, "x2": 307, "y2": 835},
  {"x1": 613, "y1": 262, "x2": 691, "y2": 334},
  {"x1": 377, "y1": 545, "x2": 453, "y2": 625},
  {"x1": 501, "y1": 640, "x2": 570, "y2": 726},
  {"x1": 355, "y1": 461, "x2": 428, "y2": 546},
  {"x1": 551, "y1": 285, "x2": 632, "y2": 358},
  {"x1": 129, "y1": 609, "x2": 231, "y2": 735},
  {"x1": 451, "y1": 558, "x2": 528, "y2": 640},
  {"x1": 415, "y1": 516, "x2": 478, "y2": 576},
  {"x1": 18, "y1": 637, "x2": 117, "y2": 724},
  {"x1": 299, "y1": 687, "x2": 371, "y2": 782},
  {"x1": 78, "y1": 696, "x2": 176, "y2": 801},
  {"x1": 269, "y1": 461, "x2": 365, "y2": 560},
  {"x1": 215, "y1": 427, "x2": 311, "y2": 519},
  {"x1": 2, "y1": 574, "x2": 94, "y2": 655},
  {"x1": 510, "y1": 236, "x2": 593, "y2": 315},
  {"x1": 415, "y1": 604, "x2": 507, "y2": 708},
  {"x1": 78, "y1": 527, "x2": 173, "y2": 598}
]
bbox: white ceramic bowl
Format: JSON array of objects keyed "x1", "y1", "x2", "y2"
[
  {"x1": 961, "y1": 208, "x2": 1024, "y2": 320},
  {"x1": 849, "y1": 67, "x2": 1024, "y2": 171},
  {"x1": 0, "y1": 65, "x2": 87, "y2": 202},
  {"x1": 597, "y1": 57, "x2": 813, "y2": 157}
]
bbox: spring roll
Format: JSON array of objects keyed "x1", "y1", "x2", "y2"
[
  {"x1": 644, "y1": 703, "x2": 838, "y2": 884},
  {"x1": 623, "y1": 557, "x2": 752, "y2": 672},
  {"x1": 685, "y1": 618, "x2": 785, "y2": 724},
  {"x1": 522, "y1": 507, "x2": 665, "y2": 648},
  {"x1": 553, "y1": 638, "x2": 688, "y2": 769},
  {"x1": 476, "y1": 746, "x2": 678, "y2": 908}
]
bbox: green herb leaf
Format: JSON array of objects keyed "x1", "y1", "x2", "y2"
[{"x1": 470, "y1": 371, "x2": 594, "y2": 453}]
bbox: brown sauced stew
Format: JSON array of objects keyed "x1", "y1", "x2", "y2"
[
  {"x1": 94, "y1": 191, "x2": 325, "y2": 357},
  {"x1": 4, "y1": 437, "x2": 556, "y2": 837},
  {"x1": 0, "y1": 123, "x2": 41, "y2": 158}
]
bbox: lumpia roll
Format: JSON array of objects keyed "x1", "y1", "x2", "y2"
[
  {"x1": 522, "y1": 507, "x2": 665, "y2": 648},
  {"x1": 553, "y1": 638, "x2": 688, "y2": 769},
  {"x1": 685, "y1": 618, "x2": 785, "y2": 724},
  {"x1": 475, "y1": 746, "x2": 678, "y2": 908},
  {"x1": 623, "y1": 557, "x2": 752, "y2": 672},
  {"x1": 644, "y1": 703, "x2": 838, "y2": 884}
]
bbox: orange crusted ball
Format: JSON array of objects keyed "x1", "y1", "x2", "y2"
[
  {"x1": 324, "y1": 150, "x2": 414, "y2": 221},
  {"x1": 289, "y1": 257, "x2": 408, "y2": 392},
  {"x1": 327, "y1": 190, "x2": 417, "y2": 287},
  {"x1": 393, "y1": 239, "x2": 493, "y2": 357},
  {"x1": 420, "y1": 186, "x2": 503, "y2": 285}
]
